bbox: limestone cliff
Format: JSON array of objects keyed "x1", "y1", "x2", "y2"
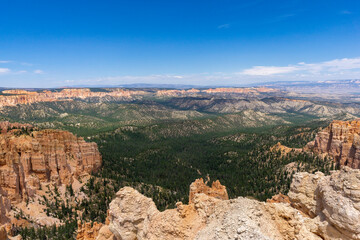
[
  {"x1": 105, "y1": 168, "x2": 360, "y2": 240},
  {"x1": 0, "y1": 125, "x2": 102, "y2": 202},
  {"x1": 305, "y1": 119, "x2": 360, "y2": 168}
]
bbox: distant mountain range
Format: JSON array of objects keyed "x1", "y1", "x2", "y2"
[
  {"x1": 259, "y1": 79, "x2": 360, "y2": 93},
  {"x1": 64, "y1": 83, "x2": 233, "y2": 89},
  {"x1": 64, "y1": 79, "x2": 360, "y2": 91},
  {"x1": 3, "y1": 79, "x2": 360, "y2": 94}
]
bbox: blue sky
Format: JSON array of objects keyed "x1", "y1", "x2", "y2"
[{"x1": 1, "y1": 0, "x2": 360, "y2": 88}]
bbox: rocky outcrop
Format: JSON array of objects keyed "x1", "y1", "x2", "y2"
[
  {"x1": 287, "y1": 171, "x2": 323, "y2": 218},
  {"x1": 108, "y1": 187, "x2": 221, "y2": 240},
  {"x1": 305, "y1": 119, "x2": 360, "y2": 168},
  {"x1": 95, "y1": 225, "x2": 115, "y2": 240},
  {"x1": 107, "y1": 182, "x2": 320, "y2": 240},
  {"x1": 0, "y1": 126, "x2": 102, "y2": 202},
  {"x1": 188, "y1": 178, "x2": 228, "y2": 204},
  {"x1": 106, "y1": 168, "x2": 360, "y2": 240},
  {"x1": 266, "y1": 193, "x2": 291, "y2": 204},
  {"x1": 203, "y1": 87, "x2": 277, "y2": 94},
  {"x1": 76, "y1": 218, "x2": 115, "y2": 240},
  {"x1": 77, "y1": 221, "x2": 104, "y2": 240},
  {"x1": 196, "y1": 197, "x2": 321, "y2": 240},
  {"x1": 0, "y1": 195, "x2": 11, "y2": 225},
  {"x1": 288, "y1": 167, "x2": 360, "y2": 239},
  {"x1": 0, "y1": 122, "x2": 33, "y2": 134},
  {"x1": 0, "y1": 88, "x2": 146, "y2": 108},
  {"x1": 155, "y1": 89, "x2": 200, "y2": 97},
  {"x1": 270, "y1": 142, "x2": 302, "y2": 156},
  {"x1": 0, "y1": 87, "x2": 279, "y2": 108},
  {"x1": 107, "y1": 179, "x2": 228, "y2": 240},
  {"x1": 0, "y1": 225, "x2": 9, "y2": 240}
]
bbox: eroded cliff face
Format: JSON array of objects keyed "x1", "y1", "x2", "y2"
[
  {"x1": 306, "y1": 119, "x2": 360, "y2": 168},
  {"x1": 0, "y1": 87, "x2": 279, "y2": 108},
  {"x1": 105, "y1": 168, "x2": 360, "y2": 240},
  {"x1": 0, "y1": 88, "x2": 146, "y2": 108},
  {"x1": 0, "y1": 125, "x2": 102, "y2": 202}
]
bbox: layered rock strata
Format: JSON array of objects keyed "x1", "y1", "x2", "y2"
[
  {"x1": 106, "y1": 168, "x2": 360, "y2": 240},
  {"x1": 0, "y1": 88, "x2": 146, "y2": 108},
  {"x1": 0, "y1": 87, "x2": 277, "y2": 108},
  {"x1": 0, "y1": 127, "x2": 102, "y2": 202},
  {"x1": 305, "y1": 119, "x2": 360, "y2": 168}
]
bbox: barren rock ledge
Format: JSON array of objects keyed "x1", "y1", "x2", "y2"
[{"x1": 94, "y1": 167, "x2": 360, "y2": 240}]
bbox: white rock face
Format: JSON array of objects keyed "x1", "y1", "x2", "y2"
[
  {"x1": 195, "y1": 197, "x2": 321, "y2": 240},
  {"x1": 107, "y1": 168, "x2": 360, "y2": 240},
  {"x1": 108, "y1": 187, "x2": 159, "y2": 240},
  {"x1": 317, "y1": 167, "x2": 360, "y2": 239},
  {"x1": 288, "y1": 167, "x2": 360, "y2": 240},
  {"x1": 288, "y1": 171, "x2": 324, "y2": 217}
]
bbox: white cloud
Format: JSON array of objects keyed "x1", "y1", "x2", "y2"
[
  {"x1": 21, "y1": 62, "x2": 33, "y2": 66},
  {"x1": 0, "y1": 60, "x2": 11, "y2": 63},
  {"x1": 0, "y1": 68, "x2": 10, "y2": 74},
  {"x1": 340, "y1": 10, "x2": 351, "y2": 15},
  {"x1": 241, "y1": 66, "x2": 298, "y2": 76},
  {"x1": 218, "y1": 24, "x2": 230, "y2": 29},
  {"x1": 241, "y1": 57, "x2": 360, "y2": 76},
  {"x1": 34, "y1": 69, "x2": 44, "y2": 74},
  {"x1": 46, "y1": 57, "x2": 360, "y2": 88}
]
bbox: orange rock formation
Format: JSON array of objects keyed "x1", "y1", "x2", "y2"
[
  {"x1": 0, "y1": 88, "x2": 146, "y2": 108},
  {"x1": 0, "y1": 125, "x2": 102, "y2": 202},
  {"x1": 188, "y1": 178, "x2": 228, "y2": 204},
  {"x1": 109, "y1": 183, "x2": 224, "y2": 240},
  {"x1": 107, "y1": 168, "x2": 360, "y2": 240},
  {"x1": 270, "y1": 142, "x2": 302, "y2": 156},
  {"x1": 0, "y1": 87, "x2": 279, "y2": 108},
  {"x1": 266, "y1": 193, "x2": 291, "y2": 204},
  {"x1": 306, "y1": 119, "x2": 360, "y2": 168},
  {"x1": 76, "y1": 221, "x2": 104, "y2": 240}
]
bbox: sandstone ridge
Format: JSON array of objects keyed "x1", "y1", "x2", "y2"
[
  {"x1": 104, "y1": 168, "x2": 360, "y2": 240},
  {"x1": 0, "y1": 87, "x2": 277, "y2": 108}
]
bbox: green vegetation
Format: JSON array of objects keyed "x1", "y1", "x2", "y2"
[
  {"x1": 7, "y1": 96, "x2": 345, "y2": 239},
  {"x1": 14, "y1": 221, "x2": 77, "y2": 240},
  {"x1": 93, "y1": 120, "x2": 332, "y2": 210}
]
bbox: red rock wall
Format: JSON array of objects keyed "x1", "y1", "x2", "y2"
[
  {"x1": 308, "y1": 119, "x2": 360, "y2": 168},
  {"x1": 0, "y1": 127, "x2": 102, "y2": 202},
  {"x1": 0, "y1": 88, "x2": 146, "y2": 108}
]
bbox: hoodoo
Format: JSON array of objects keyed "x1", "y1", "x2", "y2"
[{"x1": 0, "y1": 122, "x2": 102, "y2": 202}]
